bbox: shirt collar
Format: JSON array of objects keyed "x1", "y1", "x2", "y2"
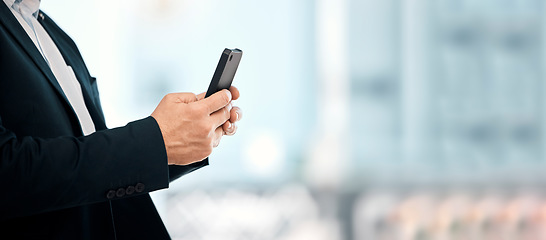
[
  {"x1": 3, "y1": 0, "x2": 16, "y2": 7},
  {"x1": 4, "y1": 0, "x2": 41, "y2": 18}
]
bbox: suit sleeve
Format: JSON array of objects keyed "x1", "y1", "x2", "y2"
[
  {"x1": 0, "y1": 116, "x2": 206, "y2": 220},
  {"x1": 169, "y1": 158, "x2": 208, "y2": 182}
]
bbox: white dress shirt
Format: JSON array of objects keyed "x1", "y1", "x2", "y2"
[{"x1": 3, "y1": 0, "x2": 96, "y2": 135}]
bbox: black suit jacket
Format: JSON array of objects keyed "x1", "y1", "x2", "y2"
[{"x1": 0, "y1": 5, "x2": 207, "y2": 239}]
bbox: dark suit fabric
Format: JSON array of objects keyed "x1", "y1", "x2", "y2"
[{"x1": 0, "y1": 5, "x2": 207, "y2": 239}]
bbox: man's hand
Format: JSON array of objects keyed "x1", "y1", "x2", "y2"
[
  {"x1": 196, "y1": 86, "x2": 242, "y2": 136},
  {"x1": 151, "y1": 86, "x2": 242, "y2": 165}
]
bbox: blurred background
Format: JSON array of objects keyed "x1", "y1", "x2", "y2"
[{"x1": 41, "y1": 0, "x2": 546, "y2": 239}]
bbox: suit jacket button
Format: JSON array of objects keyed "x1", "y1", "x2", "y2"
[
  {"x1": 126, "y1": 186, "x2": 135, "y2": 195},
  {"x1": 135, "y1": 183, "x2": 145, "y2": 193},
  {"x1": 106, "y1": 190, "x2": 116, "y2": 199},
  {"x1": 116, "y1": 188, "x2": 126, "y2": 197}
]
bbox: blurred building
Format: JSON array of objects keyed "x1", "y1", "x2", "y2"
[{"x1": 40, "y1": 0, "x2": 546, "y2": 239}]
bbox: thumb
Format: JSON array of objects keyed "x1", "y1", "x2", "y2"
[{"x1": 199, "y1": 89, "x2": 232, "y2": 114}]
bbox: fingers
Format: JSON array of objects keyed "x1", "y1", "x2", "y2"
[
  {"x1": 166, "y1": 92, "x2": 199, "y2": 103},
  {"x1": 222, "y1": 121, "x2": 237, "y2": 136},
  {"x1": 218, "y1": 105, "x2": 240, "y2": 136},
  {"x1": 229, "y1": 86, "x2": 240, "y2": 100},
  {"x1": 196, "y1": 92, "x2": 206, "y2": 100},
  {"x1": 210, "y1": 103, "x2": 232, "y2": 128},
  {"x1": 229, "y1": 106, "x2": 242, "y2": 123},
  {"x1": 198, "y1": 89, "x2": 232, "y2": 114},
  {"x1": 213, "y1": 126, "x2": 224, "y2": 147}
]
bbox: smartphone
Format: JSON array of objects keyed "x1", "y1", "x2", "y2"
[{"x1": 205, "y1": 48, "x2": 243, "y2": 98}]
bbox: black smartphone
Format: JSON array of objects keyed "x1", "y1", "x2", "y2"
[{"x1": 205, "y1": 48, "x2": 243, "y2": 98}]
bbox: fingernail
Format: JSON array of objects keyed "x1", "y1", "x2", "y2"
[
  {"x1": 236, "y1": 112, "x2": 239, "y2": 121},
  {"x1": 225, "y1": 90, "x2": 232, "y2": 101},
  {"x1": 227, "y1": 121, "x2": 232, "y2": 129}
]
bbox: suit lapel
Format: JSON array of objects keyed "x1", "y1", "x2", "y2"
[
  {"x1": 0, "y1": 3, "x2": 73, "y2": 112},
  {"x1": 0, "y1": 3, "x2": 107, "y2": 131}
]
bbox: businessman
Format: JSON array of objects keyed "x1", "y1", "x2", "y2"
[{"x1": 0, "y1": 0, "x2": 242, "y2": 239}]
